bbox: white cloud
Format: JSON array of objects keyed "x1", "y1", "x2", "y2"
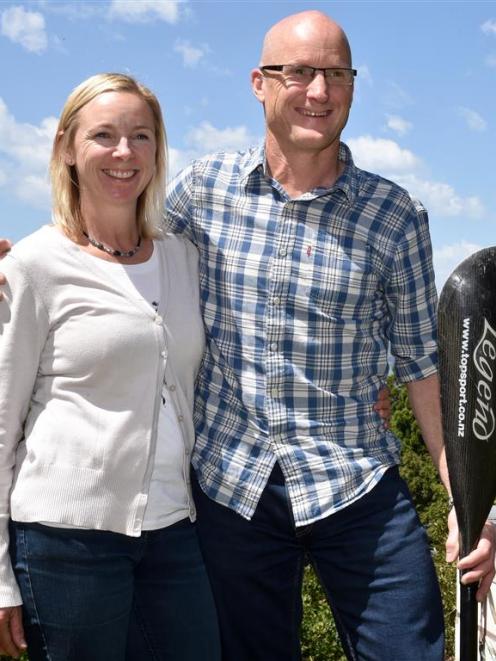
[
  {"x1": 356, "y1": 65, "x2": 372, "y2": 86},
  {"x1": 458, "y1": 107, "x2": 487, "y2": 132},
  {"x1": 174, "y1": 39, "x2": 208, "y2": 68},
  {"x1": 0, "y1": 98, "x2": 55, "y2": 209},
  {"x1": 384, "y1": 81, "x2": 413, "y2": 109},
  {"x1": 433, "y1": 241, "x2": 483, "y2": 291},
  {"x1": 393, "y1": 174, "x2": 485, "y2": 219},
  {"x1": 385, "y1": 114, "x2": 412, "y2": 136},
  {"x1": 167, "y1": 147, "x2": 199, "y2": 179},
  {"x1": 15, "y1": 174, "x2": 51, "y2": 208},
  {"x1": 348, "y1": 135, "x2": 485, "y2": 220},
  {"x1": 481, "y1": 19, "x2": 496, "y2": 35},
  {"x1": 347, "y1": 136, "x2": 420, "y2": 172},
  {"x1": 108, "y1": 0, "x2": 182, "y2": 24},
  {"x1": 486, "y1": 53, "x2": 496, "y2": 67},
  {"x1": 1, "y1": 6, "x2": 47, "y2": 54},
  {"x1": 185, "y1": 121, "x2": 259, "y2": 154}
]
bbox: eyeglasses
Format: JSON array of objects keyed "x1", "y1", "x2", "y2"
[{"x1": 260, "y1": 65, "x2": 357, "y2": 86}]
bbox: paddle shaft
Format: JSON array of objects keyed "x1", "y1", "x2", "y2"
[{"x1": 459, "y1": 582, "x2": 478, "y2": 661}]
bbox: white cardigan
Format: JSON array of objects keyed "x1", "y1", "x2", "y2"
[{"x1": 0, "y1": 226, "x2": 205, "y2": 606}]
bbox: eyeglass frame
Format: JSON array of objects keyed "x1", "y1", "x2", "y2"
[{"x1": 259, "y1": 65, "x2": 357, "y2": 85}]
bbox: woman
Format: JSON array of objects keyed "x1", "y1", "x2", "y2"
[{"x1": 0, "y1": 73, "x2": 220, "y2": 661}]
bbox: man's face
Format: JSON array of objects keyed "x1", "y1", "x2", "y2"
[{"x1": 252, "y1": 22, "x2": 353, "y2": 159}]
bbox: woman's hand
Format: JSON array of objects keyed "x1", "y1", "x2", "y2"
[
  {"x1": 0, "y1": 238, "x2": 12, "y2": 301},
  {"x1": 0, "y1": 605, "x2": 27, "y2": 658},
  {"x1": 374, "y1": 386, "x2": 391, "y2": 428}
]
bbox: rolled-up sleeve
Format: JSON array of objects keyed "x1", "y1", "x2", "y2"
[
  {"x1": 385, "y1": 204, "x2": 438, "y2": 383},
  {"x1": 165, "y1": 164, "x2": 195, "y2": 241}
]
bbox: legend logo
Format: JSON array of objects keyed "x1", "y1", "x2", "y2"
[{"x1": 472, "y1": 318, "x2": 496, "y2": 441}]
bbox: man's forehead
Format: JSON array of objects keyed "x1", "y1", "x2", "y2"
[{"x1": 261, "y1": 19, "x2": 349, "y2": 65}]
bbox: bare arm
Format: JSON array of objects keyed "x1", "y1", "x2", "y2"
[{"x1": 406, "y1": 373, "x2": 495, "y2": 600}]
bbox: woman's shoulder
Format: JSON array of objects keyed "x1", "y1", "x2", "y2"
[{"x1": 9, "y1": 225, "x2": 62, "y2": 265}]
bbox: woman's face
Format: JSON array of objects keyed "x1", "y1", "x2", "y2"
[{"x1": 67, "y1": 91, "x2": 157, "y2": 214}]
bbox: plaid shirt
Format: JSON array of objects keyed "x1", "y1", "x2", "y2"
[{"x1": 166, "y1": 142, "x2": 438, "y2": 525}]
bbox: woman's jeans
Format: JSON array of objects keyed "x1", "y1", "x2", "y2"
[
  {"x1": 9, "y1": 518, "x2": 221, "y2": 661},
  {"x1": 192, "y1": 465, "x2": 445, "y2": 661}
]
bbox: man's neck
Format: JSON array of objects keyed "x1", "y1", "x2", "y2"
[{"x1": 264, "y1": 138, "x2": 343, "y2": 199}]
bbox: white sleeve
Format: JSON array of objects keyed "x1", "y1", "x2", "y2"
[{"x1": 0, "y1": 255, "x2": 48, "y2": 606}]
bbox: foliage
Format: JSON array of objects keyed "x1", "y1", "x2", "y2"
[{"x1": 300, "y1": 377, "x2": 455, "y2": 660}]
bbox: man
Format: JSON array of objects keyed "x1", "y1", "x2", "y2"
[
  {"x1": 162, "y1": 10, "x2": 494, "y2": 661},
  {"x1": 0, "y1": 10, "x2": 494, "y2": 661}
]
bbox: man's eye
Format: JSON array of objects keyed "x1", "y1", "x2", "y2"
[
  {"x1": 327, "y1": 69, "x2": 345, "y2": 79},
  {"x1": 292, "y1": 66, "x2": 311, "y2": 76}
]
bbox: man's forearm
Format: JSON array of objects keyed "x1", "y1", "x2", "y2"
[{"x1": 405, "y1": 373, "x2": 451, "y2": 494}]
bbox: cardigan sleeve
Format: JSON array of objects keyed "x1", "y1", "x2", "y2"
[{"x1": 0, "y1": 254, "x2": 48, "y2": 606}]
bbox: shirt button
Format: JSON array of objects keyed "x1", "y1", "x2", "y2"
[
  {"x1": 155, "y1": 315, "x2": 163, "y2": 325},
  {"x1": 270, "y1": 343, "x2": 277, "y2": 352},
  {"x1": 177, "y1": 415, "x2": 184, "y2": 422},
  {"x1": 169, "y1": 384, "x2": 176, "y2": 391},
  {"x1": 161, "y1": 351, "x2": 166, "y2": 358},
  {"x1": 279, "y1": 249, "x2": 287, "y2": 257},
  {"x1": 273, "y1": 296, "x2": 281, "y2": 305},
  {"x1": 270, "y1": 387, "x2": 278, "y2": 397}
]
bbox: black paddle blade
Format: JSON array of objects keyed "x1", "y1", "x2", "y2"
[{"x1": 438, "y1": 246, "x2": 496, "y2": 558}]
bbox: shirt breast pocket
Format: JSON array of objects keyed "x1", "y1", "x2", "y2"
[{"x1": 307, "y1": 233, "x2": 379, "y2": 318}]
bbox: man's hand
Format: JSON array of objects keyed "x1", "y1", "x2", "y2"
[
  {"x1": 0, "y1": 239, "x2": 11, "y2": 257},
  {"x1": 0, "y1": 239, "x2": 12, "y2": 301},
  {"x1": 446, "y1": 506, "x2": 496, "y2": 601},
  {"x1": 374, "y1": 386, "x2": 391, "y2": 429},
  {"x1": 0, "y1": 605, "x2": 27, "y2": 658}
]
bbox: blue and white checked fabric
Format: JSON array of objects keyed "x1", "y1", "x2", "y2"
[{"x1": 166, "y1": 142, "x2": 438, "y2": 526}]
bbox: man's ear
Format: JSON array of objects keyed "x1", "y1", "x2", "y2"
[{"x1": 251, "y1": 68, "x2": 265, "y2": 104}]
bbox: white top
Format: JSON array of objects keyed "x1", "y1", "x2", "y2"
[
  {"x1": 94, "y1": 250, "x2": 190, "y2": 529},
  {"x1": 0, "y1": 225, "x2": 205, "y2": 606}
]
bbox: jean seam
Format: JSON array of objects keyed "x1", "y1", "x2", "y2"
[
  {"x1": 290, "y1": 551, "x2": 305, "y2": 660},
  {"x1": 131, "y1": 532, "x2": 161, "y2": 661},
  {"x1": 310, "y1": 558, "x2": 357, "y2": 661},
  {"x1": 19, "y1": 524, "x2": 52, "y2": 661},
  {"x1": 131, "y1": 598, "x2": 160, "y2": 661}
]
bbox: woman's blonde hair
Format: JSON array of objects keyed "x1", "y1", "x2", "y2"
[{"x1": 50, "y1": 72, "x2": 167, "y2": 240}]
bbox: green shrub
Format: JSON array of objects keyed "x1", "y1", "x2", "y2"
[{"x1": 300, "y1": 377, "x2": 455, "y2": 660}]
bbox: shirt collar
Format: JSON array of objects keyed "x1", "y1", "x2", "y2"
[{"x1": 239, "y1": 141, "x2": 360, "y2": 205}]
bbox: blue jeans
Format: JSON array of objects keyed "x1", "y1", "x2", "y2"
[
  {"x1": 9, "y1": 519, "x2": 221, "y2": 661},
  {"x1": 192, "y1": 466, "x2": 444, "y2": 661}
]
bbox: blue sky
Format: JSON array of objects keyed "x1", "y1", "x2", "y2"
[{"x1": 0, "y1": 0, "x2": 495, "y2": 288}]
